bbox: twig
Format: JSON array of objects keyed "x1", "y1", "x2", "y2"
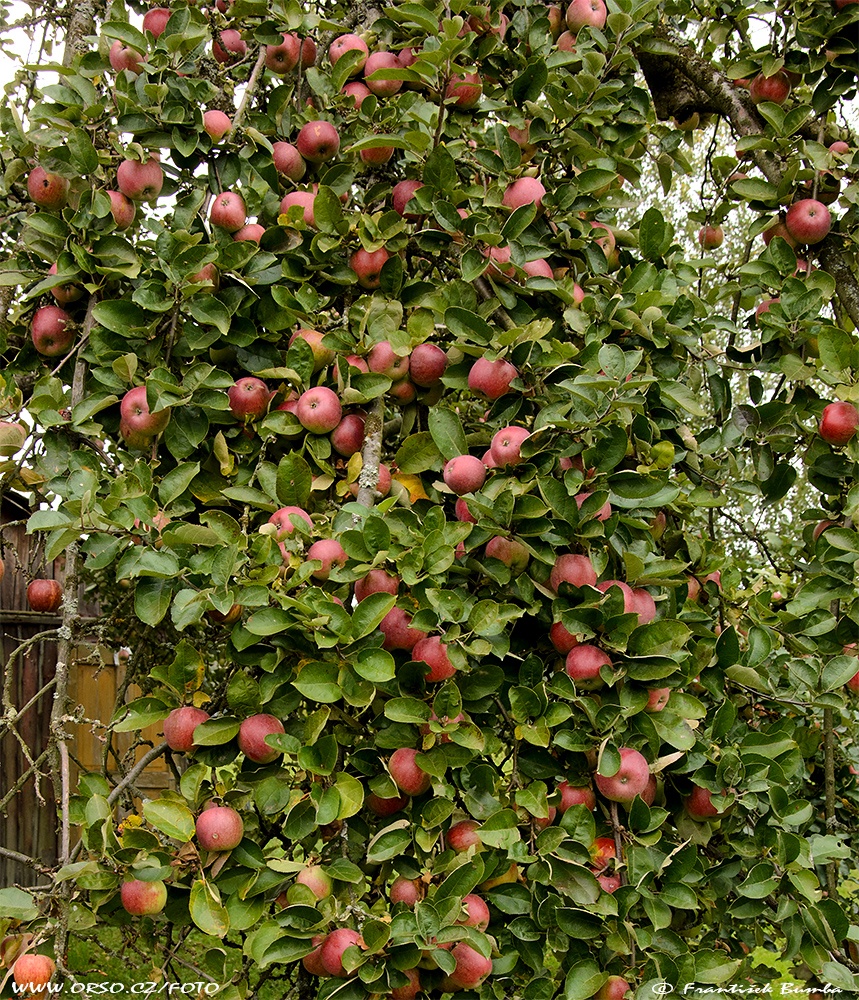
[
  {"x1": 473, "y1": 276, "x2": 515, "y2": 330},
  {"x1": 0, "y1": 748, "x2": 52, "y2": 813},
  {"x1": 233, "y1": 47, "x2": 268, "y2": 133},
  {"x1": 609, "y1": 802, "x2": 625, "y2": 887},
  {"x1": 0, "y1": 844, "x2": 52, "y2": 875}
]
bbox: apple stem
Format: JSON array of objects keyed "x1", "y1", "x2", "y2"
[
  {"x1": 234, "y1": 47, "x2": 268, "y2": 134},
  {"x1": 354, "y1": 396, "x2": 385, "y2": 514}
]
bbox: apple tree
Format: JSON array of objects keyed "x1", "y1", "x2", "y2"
[{"x1": 2, "y1": 0, "x2": 859, "y2": 998}]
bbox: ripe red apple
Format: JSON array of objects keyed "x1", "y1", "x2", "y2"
[
  {"x1": 120, "y1": 385, "x2": 170, "y2": 437},
  {"x1": 47, "y1": 263, "x2": 83, "y2": 305},
  {"x1": 574, "y1": 491, "x2": 612, "y2": 522},
  {"x1": 320, "y1": 928, "x2": 364, "y2": 978},
  {"x1": 306, "y1": 538, "x2": 347, "y2": 579},
  {"x1": 814, "y1": 519, "x2": 836, "y2": 541},
  {"x1": 698, "y1": 225, "x2": 724, "y2": 249},
  {"x1": 27, "y1": 166, "x2": 69, "y2": 209},
  {"x1": 273, "y1": 142, "x2": 306, "y2": 180},
  {"x1": 196, "y1": 805, "x2": 244, "y2": 851},
  {"x1": 589, "y1": 837, "x2": 617, "y2": 870},
  {"x1": 120, "y1": 879, "x2": 168, "y2": 915},
  {"x1": 447, "y1": 819, "x2": 482, "y2": 852},
  {"x1": 749, "y1": 71, "x2": 791, "y2": 105},
  {"x1": 566, "y1": 0, "x2": 607, "y2": 31},
  {"x1": 280, "y1": 190, "x2": 316, "y2": 227},
  {"x1": 109, "y1": 40, "x2": 143, "y2": 74},
  {"x1": 12, "y1": 955, "x2": 56, "y2": 990},
  {"x1": 565, "y1": 644, "x2": 612, "y2": 688},
  {"x1": 595, "y1": 975, "x2": 631, "y2": 1000},
  {"x1": 297, "y1": 121, "x2": 340, "y2": 162},
  {"x1": 784, "y1": 199, "x2": 831, "y2": 245},
  {"x1": 107, "y1": 190, "x2": 136, "y2": 229},
  {"x1": 380, "y1": 606, "x2": 426, "y2": 651},
  {"x1": 550, "y1": 621, "x2": 579, "y2": 654},
  {"x1": 485, "y1": 536, "x2": 529, "y2": 573},
  {"x1": 412, "y1": 635, "x2": 457, "y2": 682},
  {"x1": 390, "y1": 747, "x2": 431, "y2": 795},
  {"x1": 350, "y1": 247, "x2": 390, "y2": 289},
  {"x1": 300, "y1": 37, "x2": 317, "y2": 67},
  {"x1": 296, "y1": 865, "x2": 333, "y2": 900},
  {"x1": 238, "y1": 713, "x2": 285, "y2": 763},
  {"x1": 367, "y1": 792, "x2": 409, "y2": 815},
  {"x1": 343, "y1": 81, "x2": 373, "y2": 108},
  {"x1": 331, "y1": 414, "x2": 365, "y2": 456},
  {"x1": 368, "y1": 341, "x2": 410, "y2": 379},
  {"x1": 116, "y1": 157, "x2": 163, "y2": 201},
  {"x1": 31, "y1": 305, "x2": 73, "y2": 356},
  {"x1": 819, "y1": 401, "x2": 859, "y2": 445},
  {"x1": 297, "y1": 386, "x2": 343, "y2": 434},
  {"x1": 410, "y1": 343, "x2": 448, "y2": 386},
  {"x1": 213, "y1": 29, "x2": 247, "y2": 64},
  {"x1": 830, "y1": 140, "x2": 850, "y2": 155},
  {"x1": 468, "y1": 357, "x2": 518, "y2": 399},
  {"x1": 522, "y1": 258, "x2": 554, "y2": 279},
  {"x1": 355, "y1": 569, "x2": 399, "y2": 602},
  {"x1": 233, "y1": 223, "x2": 265, "y2": 244},
  {"x1": 557, "y1": 781, "x2": 596, "y2": 812},
  {"x1": 392, "y1": 968, "x2": 421, "y2": 1000},
  {"x1": 360, "y1": 143, "x2": 395, "y2": 165},
  {"x1": 502, "y1": 177, "x2": 546, "y2": 212},
  {"x1": 446, "y1": 72, "x2": 482, "y2": 109},
  {"x1": 390, "y1": 876, "x2": 423, "y2": 906},
  {"x1": 490, "y1": 426, "x2": 531, "y2": 467},
  {"x1": 557, "y1": 30, "x2": 577, "y2": 52},
  {"x1": 459, "y1": 894, "x2": 490, "y2": 930},
  {"x1": 203, "y1": 110, "x2": 232, "y2": 141},
  {"x1": 265, "y1": 33, "x2": 300, "y2": 74},
  {"x1": 163, "y1": 706, "x2": 210, "y2": 753},
  {"x1": 444, "y1": 943, "x2": 492, "y2": 990},
  {"x1": 444, "y1": 455, "x2": 487, "y2": 494},
  {"x1": 228, "y1": 377, "x2": 270, "y2": 421},
  {"x1": 210, "y1": 191, "x2": 246, "y2": 233},
  {"x1": 27, "y1": 579, "x2": 63, "y2": 613},
  {"x1": 329, "y1": 34, "x2": 369, "y2": 75},
  {"x1": 644, "y1": 687, "x2": 670, "y2": 712},
  {"x1": 364, "y1": 51, "x2": 402, "y2": 96},
  {"x1": 685, "y1": 785, "x2": 732, "y2": 821},
  {"x1": 142, "y1": 7, "x2": 171, "y2": 37},
  {"x1": 393, "y1": 180, "x2": 425, "y2": 219},
  {"x1": 629, "y1": 588, "x2": 657, "y2": 624},
  {"x1": 301, "y1": 935, "x2": 327, "y2": 976},
  {"x1": 268, "y1": 506, "x2": 313, "y2": 538},
  {"x1": 594, "y1": 748, "x2": 650, "y2": 803},
  {"x1": 188, "y1": 263, "x2": 219, "y2": 290},
  {"x1": 762, "y1": 218, "x2": 797, "y2": 248},
  {"x1": 597, "y1": 578, "x2": 636, "y2": 612},
  {"x1": 549, "y1": 553, "x2": 597, "y2": 593}
]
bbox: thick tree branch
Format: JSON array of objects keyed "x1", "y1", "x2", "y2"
[{"x1": 354, "y1": 396, "x2": 385, "y2": 512}]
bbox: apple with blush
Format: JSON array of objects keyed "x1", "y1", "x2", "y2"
[
  {"x1": 28, "y1": 166, "x2": 69, "y2": 209},
  {"x1": 594, "y1": 747, "x2": 650, "y2": 804},
  {"x1": 196, "y1": 805, "x2": 244, "y2": 851},
  {"x1": 116, "y1": 157, "x2": 163, "y2": 202},
  {"x1": 31, "y1": 305, "x2": 73, "y2": 357},
  {"x1": 468, "y1": 357, "x2": 518, "y2": 399},
  {"x1": 819, "y1": 401, "x2": 859, "y2": 445},
  {"x1": 27, "y1": 579, "x2": 63, "y2": 613},
  {"x1": 163, "y1": 706, "x2": 210, "y2": 753},
  {"x1": 238, "y1": 714, "x2": 285, "y2": 763},
  {"x1": 390, "y1": 747, "x2": 431, "y2": 795},
  {"x1": 120, "y1": 879, "x2": 168, "y2": 915}
]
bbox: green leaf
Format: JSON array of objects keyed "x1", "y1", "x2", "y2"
[
  {"x1": 0, "y1": 887, "x2": 39, "y2": 920},
  {"x1": 68, "y1": 128, "x2": 98, "y2": 175},
  {"x1": 563, "y1": 960, "x2": 604, "y2": 1000},
  {"x1": 276, "y1": 453, "x2": 312, "y2": 507},
  {"x1": 292, "y1": 662, "x2": 342, "y2": 703},
  {"x1": 135, "y1": 578, "x2": 173, "y2": 625},
  {"x1": 352, "y1": 593, "x2": 397, "y2": 640},
  {"x1": 639, "y1": 207, "x2": 672, "y2": 261},
  {"x1": 189, "y1": 879, "x2": 230, "y2": 938},
  {"x1": 428, "y1": 408, "x2": 468, "y2": 461},
  {"x1": 142, "y1": 797, "x2": 196, "y2": 842},
  {"x1": 396, "y1": 431, "x2": 443, "y2": 474}
]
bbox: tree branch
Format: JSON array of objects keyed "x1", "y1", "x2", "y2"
[{"x1": 354, "y1": 396, "x2": 385, "y2": 513}]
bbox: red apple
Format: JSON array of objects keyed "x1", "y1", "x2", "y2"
[
  {"x1": 27, "y1": 166, "x2": 69, "y2": 209},
  {"x1": 265, "y1": 33, "x2": 300, "y2": 74},
  {"x1": 565, "y1": 644, "x2": 612, "y2": 688},
  {"x1": 364, "y1": 51, "x2": 402, "y2": 96},
  {"x1": 355, "y1": 569, "x2": 399, "y2": 602},
  {"x1": 468, "y1": 357, "x2": 518, "y2": 399},
  {"x1": 589, "y1": 837, "x2": 617, "y2": 870},
  {"x1": 502, "y1": 177, "x2": 546, "y2": 212},
  {"x1": 390, "y1": 747, "x2": 431, "y2": 795},
  {"x1": 575, "y1": 491, "x2": 612, "y2": 522},
  {"x1": 27, "y1": 579, "x2": 63, "y2": 613},
  {"x1": 367, "y1": 792, "x2": 409, "y2": 815},
  {"x1": 698, "y1": 225, "x2": 723, "y2": 249},
  {"x1": 368, "y1": 341, "x2": 410, "y2": 379},
  {"x1": 297, "y1": 121, "x2": 340, "y2": 162},
  {"x1": 360, "y1": 143, "x2": 394, "y2": 165},
  {"x1": 107, "y1": 190, "x2": 136, "y2": 229},
  {"x1": 784, "y1": 199, "x2": 831, "y2": 245},
  {"x1": 391, "y1": 968, "x2": 421, "y2": 1000},
  {"x1": 595, "y1": 975, "x2": 631, "y2": 1000},
  {"x1": 350, "y1": 247, "x2": 390, "y2": 289},
  {"x1": 629, "y1": 588, "x2": 657, "y2": 624},
  {"x1": 203, "y1": 110, "x2": 232, "y2": 141},
  {"x1": 320, "y1": 928, "x2": 364, "y2": 978},
  {"x1": 749, "y1": 71, "x2": 791, "y2": 105},
  {"x1": 490, "y1": 425, "x2": 531, "y2": 467},
  {"x1": 120, "y1": 385, "x2": 170, "y2": 436},
  {"x1": 47, "y1": 263, "x2": 83, "y2": 305},
  {"x1": 331, "y1": 414, "x2": 365, "y2": 456},
  {"x1": 300, "y1": 37, "x2": 317, "y2": 67},
  {"x1": 228, "y1": 377, "x2": 270, "y2": 421},
  {"x1": 109, "y1": 40, "x2": 143, "y2": 74},
  {"x1": 762, "y1": 219, "x2": 797, "y2": 248},
  {"x1": 644, "y1": 687, "x2": 670, "y2": 712},
  {"x1": 444, "y1": 455, "x2": 487, "y2": 494},
  {"x1": 268, "y1": 506, "x2": 313, "y2": 539},
  {"x1": 549, "y1": 553, "x2": 597, "y2": 593},
  {"x1": 116, "y1": 157, "x2": 163, "y2": 201},
  {"x1": 233, "y1": 223, "x2": 265, "y2": 244},
  {"x1": 390, "y1": 876, "x2": 423, "y2": 906},
  {"x1": 238, "y1": 714, "x2": 285, "y2": 763},
  {"x1": 280, "y1": 190, "x2": 316, "y2": 227},
  {"x1": 380, "y1": 606, "x2": 426, "y2": 651},
  {"x1": 550, "y1": 621, "x2": 579, "y2": 654},
  {"x1": 594, "y1": 748, "x2": 650, "y2": 803},
  {"x1": 566, "y1": 0, "x2": 607, "y2": 31},
  {"x1": 329, "y1": 34, "x2": 369, "y2": 75},
  {"x1": 446, "y1": 72, "x2": 482, "y2": 109},
  {"x1": 306, "y1": 538, "x2": 347, "y2": 579},
  {"x1": 31, "y1": 305, "x2": 73, "y2": 356},
  {"x1": 557, "y1": 781, "x2": 596, "y2": 812},
  {"x1": 447, "y1": 819, "x2": 482, "y2": 852},
  {"x1": 444, "y1": 943, "x2": 492, "y2": 990},
  {"x1": 296, "y1": 866, "x2": 333, "y2": 900},
  {"x1": 297, "y1": 386, "x2": 342, "y2": 434},
  {"x1": 410, "y1": 343, "x2": 448, "y2": 386},
  {"x1": 458, "y1": 894, "x2": 490, "y2": 930},
  {"x1": 210, "y1": 191, "x2": 246, "y2": 233},
  {"x1": 12, "y1": 955, "x2": 56, "y2": 990},
  {"x1": 685, "y1": 785, "x2": 732, "y2": 821},
  {"x1": 120, "y1": 879, "x2": 168, "y2": 915},
  {"x1": 596, "y1": 579, "x2": 636, "y2": 612},
  {"x1": 163, "y1": 706, "x2": 210, "y2": 753},
  {"x1": 273, "y1": 142, "x2": 306, "y2": 180},
  {"x1": 412, "y1": 636, "x2": 457, "y2": 682},
  {"x1": 196, "y1": 805, "x2": 244, "y2": 851},
  {"x1": 819, "y1": 401, "x2": 859, "y2": 445},
  {"x1": 392, "y1": 180, "x2": 425, "y2": 219},
  {"x1": 343, "y1": 81, "x2": 373, "y2": 108},
  {"x1": 142, "y1": 7, "x2": 171, "y2": 37},
  {"x1": 213, "y1": 29, "x2": 247, "y2": 64},
  {"x1": 485, "y1": 536, "x2": 529, "y2": 573}
]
